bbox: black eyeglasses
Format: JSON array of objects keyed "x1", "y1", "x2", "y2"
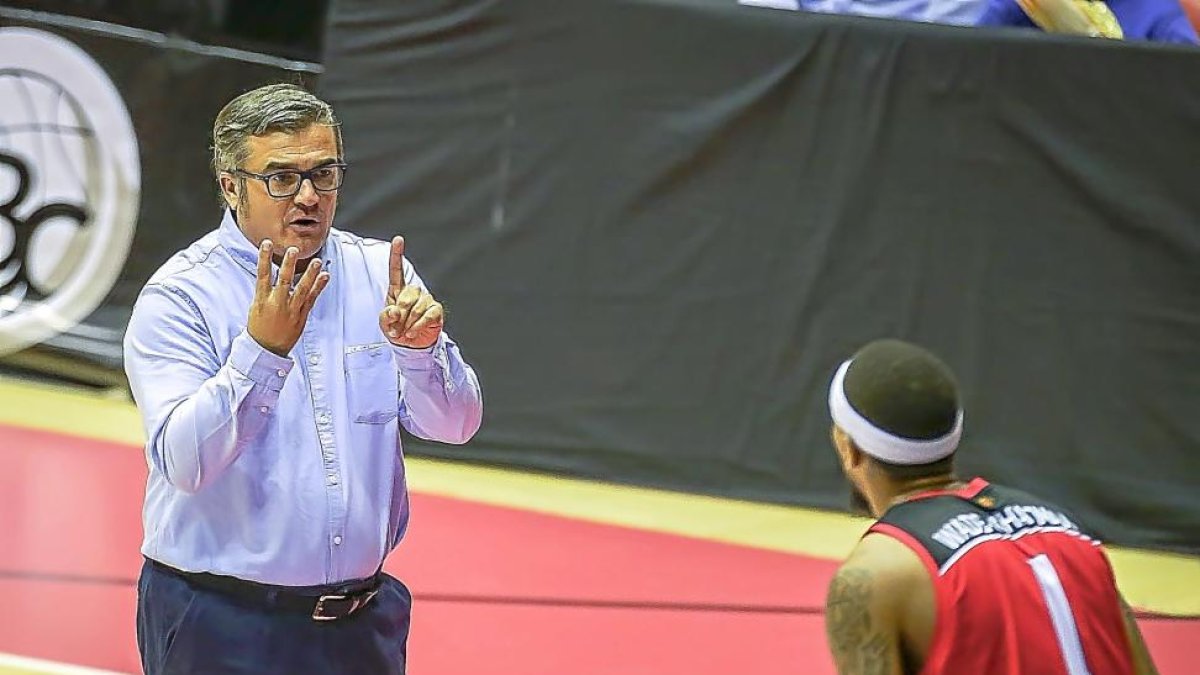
[{"x1": 233, "y1": 163, "x2": 347, "y2": 198}]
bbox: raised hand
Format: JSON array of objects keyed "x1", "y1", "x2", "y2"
[
  {"x1": 247, "y1": 240, "x2": 330, "y2": 357},
  {"x1": 379, "y1": 236, "x2": 444, "y2": 349}
]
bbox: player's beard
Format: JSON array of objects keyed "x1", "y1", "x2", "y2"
[{"x1": 848, "y1": 479, "x2": 871, "y2": 516}]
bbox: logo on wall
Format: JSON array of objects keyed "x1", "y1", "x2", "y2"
[{"x1": 0, "y1": 27, "x2": 140, "y2": 356}]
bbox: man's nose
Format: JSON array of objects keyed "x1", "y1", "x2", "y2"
[{"x1": 293, "y1": 178, "x2": 320, "y2": 206}]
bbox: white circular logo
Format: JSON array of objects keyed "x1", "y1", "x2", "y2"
[{"x1": 0, "y1": 27, "x2": 140, "y2": 355}]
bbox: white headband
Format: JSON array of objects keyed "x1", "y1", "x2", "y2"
[{"x1": 828, "y1": 359, "x2": 963, "y2": 465}]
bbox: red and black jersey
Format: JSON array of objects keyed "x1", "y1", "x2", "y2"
[{"x1": 869, "y1": 478, "x2": 1135, "y2": 675}]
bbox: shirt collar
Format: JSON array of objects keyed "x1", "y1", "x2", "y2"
[{"x1": 218, "y1": 208, "x2": 335, "y2": 276}]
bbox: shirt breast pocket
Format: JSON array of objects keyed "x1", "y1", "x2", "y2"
[{"x1": 344, "y1": 343, "x2": 399, "y2": 425}]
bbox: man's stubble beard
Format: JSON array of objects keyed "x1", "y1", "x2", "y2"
[{"x1": 848, "y1": 478, "x2": 872, "y2": 517}]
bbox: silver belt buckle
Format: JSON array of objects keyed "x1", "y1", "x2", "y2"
[
  {"x1": 312, "y1": 589, "x2": 379, "y2": 621},
  {"x1": 312, "y1": 593, "x2": 347, "y2": 621}
]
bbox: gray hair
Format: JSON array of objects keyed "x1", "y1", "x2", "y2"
[{"x1": 211, "y1": 83, "x2": 343, "y2": 187}]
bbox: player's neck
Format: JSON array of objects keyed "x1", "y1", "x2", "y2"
[{"x1": 884, "y1": 474, "x2": 964, "y2": 510}]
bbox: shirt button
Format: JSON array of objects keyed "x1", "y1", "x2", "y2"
[
  {"x1": 333, "y1": 536, "x2": 342, "y2": 546},
  {"x1": 319, "y1": 413, "x2": 331, "y2": 424},
  {"x1": 259, "y1": 406, "x2": 269, "y2": 414},
  {"x1": 309, "y1": 355, "x2": 320, "y2": 365},
  {"x1": 276, "y1": 369, "x2": 286, "y2": 378}
]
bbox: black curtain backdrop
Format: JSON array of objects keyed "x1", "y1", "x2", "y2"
[{"x1": 320, "y1": 0, "x2": 1200, "y2": 553}]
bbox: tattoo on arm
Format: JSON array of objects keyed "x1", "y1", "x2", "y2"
[{"x1": 826, "y1": 567, "x2": 898, "y2": 675}]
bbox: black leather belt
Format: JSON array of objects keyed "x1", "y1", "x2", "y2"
[{"x1": 148, "y1": 558, "x2": 382, "y2": 621}]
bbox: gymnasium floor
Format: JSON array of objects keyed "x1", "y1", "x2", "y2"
[{"x1": 1, "y1": 376, "x2": 1197, "y2": 674}]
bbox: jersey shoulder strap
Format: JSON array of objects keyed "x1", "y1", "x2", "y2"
[{"x1": 874, "y1": 480, "x2": 1099, "y2": 569}]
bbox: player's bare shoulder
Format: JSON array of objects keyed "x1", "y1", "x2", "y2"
[{"x1": 825, "y1": 534, "x2": 930, "y2": 675}]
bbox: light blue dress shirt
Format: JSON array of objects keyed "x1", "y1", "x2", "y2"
[
  {"x1": 804, "y1": 0, "x2": 986, "y2": 24},
  {"x1": 740, "y1": 0, "x2": 987, "y2": 26},
  {"x1": 123, "y1": 210, "x2": 483, "y2": 586}
]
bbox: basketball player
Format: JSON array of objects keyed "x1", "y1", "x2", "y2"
[{"x1": 823, "y1": 339, "x2": 1159, "y2": 674}]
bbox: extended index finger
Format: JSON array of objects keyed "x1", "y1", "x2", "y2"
[
  {"x1": 388, "y1": 236, "x2": 406, "y2": 293},
  {"x1": 255, "y1": 239, "x2": 273, "y2": 296}
]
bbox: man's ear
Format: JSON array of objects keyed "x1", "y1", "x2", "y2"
[
  {"x1": 845, "y1": 437, "x2": 867, "y2": 471},
  {"x1": 219, "y1": 174, "x2": 239, "y2": 210},
  {"x1": 832, "y1": 426, "x2": 859, "y2": 470},
  {"x1": 833, "y1": 426, "x2": 868, "y2": 471}
]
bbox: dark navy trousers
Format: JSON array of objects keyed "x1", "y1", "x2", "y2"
[{"x1": 137, "y1": 560, "x2": 411, "y2": 675}]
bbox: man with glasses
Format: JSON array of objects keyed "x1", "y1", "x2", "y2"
[{"x1": 123, "y1": 83, "x2": 483, "y2": 674}]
